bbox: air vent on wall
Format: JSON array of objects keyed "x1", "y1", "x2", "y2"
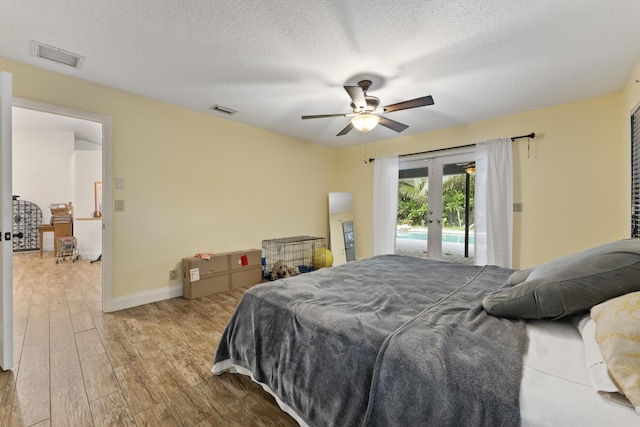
[
  {"x1": 210, "y1": 104, "x2": 237, "y2": 115},
  {"x1": 30, "y1": 41, "x2": 85, "y2": 69}
]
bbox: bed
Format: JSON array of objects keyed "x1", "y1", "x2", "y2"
[{"x1": 213, "y1": 240, "x2": 640, "y2": 426}]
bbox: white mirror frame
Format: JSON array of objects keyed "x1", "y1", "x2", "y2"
[{"x1": 329, "y1": 192, "x2": 356, "y2": 266}]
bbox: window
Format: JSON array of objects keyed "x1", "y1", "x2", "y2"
[{"x1": 632, "y1": 105, "x2": 640, "y2": 238}]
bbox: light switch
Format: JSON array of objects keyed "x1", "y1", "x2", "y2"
[
  {"x1": 115, "y1": 178, "x2": 124, "y2": 189},
  {"x1": 513, "y1": 203, "x2": 523, "y2": 212},
  {"x1": 115, "y1": 200, "x2": 125, "y2": 212}
]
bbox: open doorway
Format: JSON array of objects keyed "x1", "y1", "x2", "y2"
[
  {"x1": 11, "y1": 99, "x2": 112, "y2": 310},
  {"x1": 13, "y1": 107, "x2": 102, "y2": 259}
]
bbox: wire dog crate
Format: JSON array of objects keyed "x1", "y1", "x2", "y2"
[{"x1": 262, "y1": 236, "x2": 326, "y2": 278}]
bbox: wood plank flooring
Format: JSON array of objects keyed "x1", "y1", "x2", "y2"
[{"x1": 2, "y1": 252, "x2": 297, "y2": 427}]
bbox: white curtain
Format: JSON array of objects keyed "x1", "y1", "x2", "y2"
[
  {"x1": 372, "y1": 156, "x2": 399, "y2": 256},
  {"x1": 475, "y1": 138, "x2": 513, "y2": 267}
]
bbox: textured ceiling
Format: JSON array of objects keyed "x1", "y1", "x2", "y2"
[{"x1": 2, "y1": 0, "x2": 640, "y2": 148}]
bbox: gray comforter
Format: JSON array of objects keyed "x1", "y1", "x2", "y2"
[{"x1": 213, "y1": 255, "x2": 526, "y2": 426}]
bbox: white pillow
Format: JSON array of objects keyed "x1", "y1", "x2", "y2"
[
  {"x1": 592, "y1": 291, "x2": 640, "y2": 413},
  {"x1": 573, "y1": 314, "x2": 632, "y2": 407}
]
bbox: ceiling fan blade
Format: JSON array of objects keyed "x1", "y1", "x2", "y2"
[
  {"x1": 337, "y1": 122, "x2": 354, "y2": 136},
  {"x1": 344, "y1": 86, "x2": 367, "y2": 110},
  {"x1": 383, "y1": 95, "x2": 434, "y2": 113},
  {"x1": 379, "y1": 116, "x2": 409, "y2": 133},
  {"x1": 301, "y1": 113, "x2": 348, "y2": 119}
]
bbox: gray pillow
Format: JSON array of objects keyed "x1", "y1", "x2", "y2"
[
  {"x1": 482, "y1": 239, "x2": 640, "y2": 319},
  {"x1": 507, "y1": 268, "x2": 534, "y2": 286}
]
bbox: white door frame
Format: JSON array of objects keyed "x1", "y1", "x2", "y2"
[
  {"x1": 12, "y1": 97, "x2": 113, "y2": 312},
  {"x1": 0, "y1": 72, "x2": 13, "y2": 370},
  {"x1": 425, "y1": 157, "x2": 443, "y2": 258}
]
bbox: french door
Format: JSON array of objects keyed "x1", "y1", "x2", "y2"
[{"x1": 397, "y1": 150, "x2": 475, "y2": 263}]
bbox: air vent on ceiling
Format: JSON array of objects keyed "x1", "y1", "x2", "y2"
[
  {"x1": 30, "y1": 41, "x2": 85, "y2": 69},
  {"x1": 210, "y1": 104, "x2": 237, "y2": 115}
]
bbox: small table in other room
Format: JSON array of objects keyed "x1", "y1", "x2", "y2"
[{"x1": 38, "y1": 224, "x2": 54, "y2": 258}]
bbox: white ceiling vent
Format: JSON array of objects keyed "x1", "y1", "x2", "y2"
[
  {"x1": 30, "y1": 41, "x2": 85, "y2": 69},
  {"x1": 210, "y1": 104, "x2": 237, "y2": 115}
]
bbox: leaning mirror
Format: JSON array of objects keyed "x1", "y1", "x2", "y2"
[{"x1": 328, "y1": 192, "x2": 356, "y2": 266}]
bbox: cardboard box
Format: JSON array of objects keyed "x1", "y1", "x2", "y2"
[
  {"x1": 228, "y1": 249, "x2": 261, "y2": 270},
  {"x1": 184, "y1": 274, "x2": 229, "y2": 299},
  {"x1": 182, "y1": 249, "x2": 263, "y2": 299},
  {"x1": 182, "y1": 255, "x2": 228, "y2": 300},
  {"x1": 230, "y1": 266, "x2": 262, "y2": 289},
  {"x1": 182, "y1": 256, "x2": 227, "y2": 280}
]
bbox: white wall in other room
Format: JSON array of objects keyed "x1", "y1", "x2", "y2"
[
  {"x1": 13, "y1": 130, "x2": 74, "y2": 250},
  {"x1": 72, "y1": 150, "x2": 102, "y2": 260}
]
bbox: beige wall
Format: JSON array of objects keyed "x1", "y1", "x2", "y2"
[
  {"x1": 338, "y1": 82, "x2": 638, "y2": 268},
  {"x1": 4, "y1": 53, "x2": 640, "y2": 303},
  {"x1": 623, "y1": 61, "x2": 640, "y2": 120},
  {"x1": 1, "y1": 57, "x2": 339, "y2": 301}
]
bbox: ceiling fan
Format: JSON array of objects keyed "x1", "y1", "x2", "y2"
[{"x1": 301, "y1": 79, "x2": 434, "y2": 136}]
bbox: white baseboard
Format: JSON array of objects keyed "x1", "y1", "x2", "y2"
[{"x1": 104, "y1": 283, "x2": 183, "y2": 312}]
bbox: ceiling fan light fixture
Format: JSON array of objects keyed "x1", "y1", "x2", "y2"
[{"x1": 351, "y1": 113, "x2": 380, "y2": 133}]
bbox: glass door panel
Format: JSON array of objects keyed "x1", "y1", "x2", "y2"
[
  {"x1": 397, "y1": 163, "x2": 429, "y2": 258},
  {"x1": 440, "y1": 158, "x2": 475, "y2": 263}
]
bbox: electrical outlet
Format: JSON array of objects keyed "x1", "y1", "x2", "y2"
[{"x1": 169, "y1": 269, "x2": 178, "y2": 280}]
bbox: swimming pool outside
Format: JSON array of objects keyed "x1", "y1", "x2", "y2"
[
  {"x1": 395, "y1": 228, "x2": 475, "y2": 264},
  {"x1": 397, "y1": 230, "x2": 474, "y2": 245}
]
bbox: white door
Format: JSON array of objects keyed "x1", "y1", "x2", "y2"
[
  {"x1": 0, "y1": 72, "x2": 13, "y2": 370},
  {"x1": 398, "y1": 150, "x2": 475, "y2": 262}
]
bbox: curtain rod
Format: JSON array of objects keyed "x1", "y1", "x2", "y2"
[{"x1": 367, "y1": 132, "x2": 535, "y2": 163}]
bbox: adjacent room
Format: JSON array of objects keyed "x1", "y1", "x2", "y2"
[
  {"x1": 12, "y1": 107, "x2": 103, "y2": 263},
  {"x1": 0, "y1": 1, "x2": 639, "y2": 425}
]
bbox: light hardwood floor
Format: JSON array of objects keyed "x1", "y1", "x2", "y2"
[{"x1": 1, "y1": 252, "x2": 296, "y2": 427}]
